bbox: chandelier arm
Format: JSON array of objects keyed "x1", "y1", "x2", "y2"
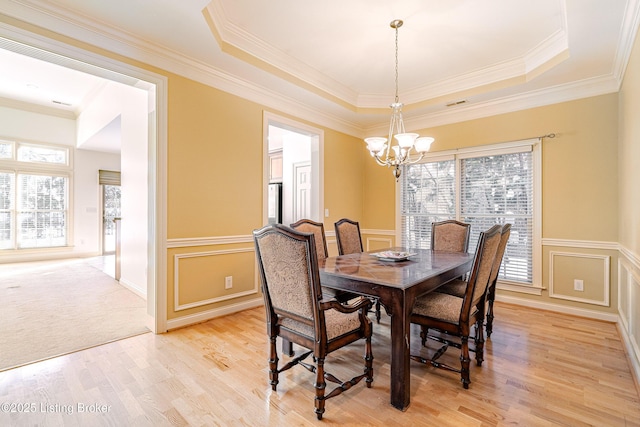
[{"x1": 372, "y1": 154, "x2": 391, "y2": 167}]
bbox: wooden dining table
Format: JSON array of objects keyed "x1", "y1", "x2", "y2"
[{"x1": 318, "y1": 247, "x2": 474, "y2": 411}]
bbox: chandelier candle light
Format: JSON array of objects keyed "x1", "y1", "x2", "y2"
[{"x1": 365, "y1": 19, "x2": 434, "y2": 180}]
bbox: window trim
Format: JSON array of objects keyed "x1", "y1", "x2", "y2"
[
  {"x1": 395, "y1": 138, "x2": 543, "y2": 292},
  {"x1": 0, "y1": 138, "x2": 74, "y2": 252}
]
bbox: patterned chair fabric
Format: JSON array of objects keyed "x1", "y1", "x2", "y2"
[
  {"x1": 290, "y1": 219, "x2": 328, "y2": 261},
  {"x1": 334, "y1": 218, "x2": 364, "y2": 255},
  {"x1": 410, "y1": 224, "x2": 502, "y2": 389},
  {"x1": 253, "y1": 224, "x2": 373, "y2": 420},
  {"x1": 431, "y1": 220, "x2": 471, "y2": 253}
]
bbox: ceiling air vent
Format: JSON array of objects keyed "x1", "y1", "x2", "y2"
[{"x1": 446, "y1": 99, "x2": 467, "y2": 107}]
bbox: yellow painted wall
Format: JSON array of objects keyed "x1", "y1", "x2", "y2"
[
  {"x1": 167, "y1": 76, "x2": 264, "y2": 238},
  {"x1": 323, "y1": 128, "x2": 365, "y2": 228}
]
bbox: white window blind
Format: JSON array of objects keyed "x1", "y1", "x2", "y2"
[
  {"x1": 0, "y1": 171, "x2": 14, "y2": 249},
  {"x1": 460, "y1": 151, "x2": 533, "y2": 283},
  {"x1": 400, "y1": 143, "x2": 535, "y2": 285},
  {"x1": 401, "y1": 160, "x2": 456, "y2": 249},
  {"x1": 17, "y1": 173, "x2": 68, "y2": 248},
  {"x1": 99, "y1": 169, "x2": 121, "y2": 186}
]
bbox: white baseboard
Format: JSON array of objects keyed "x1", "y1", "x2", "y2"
[
  {"x1": 118, "y1": 277, "x2": 147, "y2": 299},
  {"x1": 617, "y1": 317, "x2": 640, "y2": 393},
  {"x1": 0, "y1": 250, "x2": 100, "y2": 264},
  {"x1": 165, "y1": 297, "x2": 264, "y2": 331},
  {"x1": 495, "y1": 294, "x2": 619, "y2": 322}
]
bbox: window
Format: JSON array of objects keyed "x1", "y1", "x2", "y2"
[
  {"x1": 400, "y1": 140, "x2": 538, "y2": 286},
  {"x1": 401, "y1": 159, "x2": 456, "y2": 249},
  {"x1": 0, "y1": 139, "x2": 71, "y2": 250}
]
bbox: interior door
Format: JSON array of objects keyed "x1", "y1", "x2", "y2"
[{"x1": 294, "y1": 162, "x2": 311, "y2": 221}]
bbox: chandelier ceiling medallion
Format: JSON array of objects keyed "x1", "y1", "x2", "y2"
[{"x1": 365, "y1": 19, "x2": 434, "y2": 180}]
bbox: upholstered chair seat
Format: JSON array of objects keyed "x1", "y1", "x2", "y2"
[
  {"x1": 436, "y1": 278, "x2": 466, "y2": 298},
  {"x1": 413, "y1": 292, "x2": 463, "y2": 324},
  {"x1": 280, "y1": 309, "x2": 362, "y2": 340}
]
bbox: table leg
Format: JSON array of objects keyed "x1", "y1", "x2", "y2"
[
  {"x1": 385, "y1": 295, "x2": 411, "y2": 410},
  {"x1": 282, "y1": 338, "x2": 293, "y2": 357}
]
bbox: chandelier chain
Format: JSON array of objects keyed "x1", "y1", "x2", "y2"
[{"x1": 394, "y1": 24, "x2": 399, "y2": 104}]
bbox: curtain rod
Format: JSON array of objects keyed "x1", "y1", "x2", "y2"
[{"x1": 538, "y1": 133, "x2": 556, "y2": 139}]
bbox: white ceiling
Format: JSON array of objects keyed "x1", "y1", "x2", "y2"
[{"x1": 0, "y1": 0, "x2": 638, "y2": 144}]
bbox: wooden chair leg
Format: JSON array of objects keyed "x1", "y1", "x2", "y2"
[
  {"x1": 474, "y1": 318, "x2": 485, "y2": 366},
  {"x1": 314, "y1": 357, "x2": 326, "y2": 420},
  {"x1": 268, "y1": 336, "x2": 279, "y2": 390},
  {"x1": 486, "y1": 286, "x2": 496, "y2": 337},
  {"x1": 365, "y1": 333, "x2": 374, "y2": 387},
  {"x1": 460, "y1": 335, "x2": 471, "y2": 389},
  {"x1": 420, "y1": 326, "x2": 429, "y2": 346}
]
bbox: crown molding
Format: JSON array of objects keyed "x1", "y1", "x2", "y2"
[
  {"x1": 402, "y1": 74, "x2": 620, "y2": 132},
  {"x1": 1, "y1": 0, "x2": 639, "y2": 139}
]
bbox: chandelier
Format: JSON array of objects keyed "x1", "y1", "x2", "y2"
[{"x1": 365, "y1": 19, "x2": 434, "y2": 180}]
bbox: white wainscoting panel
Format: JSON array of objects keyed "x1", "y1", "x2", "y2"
[
  {"x1": 617, "y1": 249, "x2": 640, "y2": 394},
  {"x1": 174, "y1": 248, "x2": 257, "y2": 311},
  {"x1": 548, "y1": 251, "x2": 610, "y2": 306}
]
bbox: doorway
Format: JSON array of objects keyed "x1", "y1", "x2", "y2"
[
  {"x1": 0, "y1": 30, "x2": 167, "y2": 333},
  {"x1": 264, "y1": 112, "x2": 324, "y2": 226},
  {"x1": 102, "y1": 184, "x2": 121, "y2": 255}
]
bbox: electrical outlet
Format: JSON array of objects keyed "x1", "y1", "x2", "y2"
[
  {"x1": 574, "y1": 279, "x2": 584, "y2": 291},
  {"x1": 325, "y1": 209, "x2": 330, "y2": 217},
  {"x1": 225, "y1": 276, "x2": 233, "y2": 289}
]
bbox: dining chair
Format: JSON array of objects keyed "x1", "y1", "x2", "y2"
[
  {"x1": 438, "y1": 223, "x2": 511, "y2": 338},
  {"x1": 253, "y1": 223, "x2": 374, "y2": 420},
  {"x1": 431, "y1": 219, "x2": 471, "y2": 252},
  {"x1": 334, "y1": 218, "x2": 364, "y2": 255},
  {"x1": 484, "y1": 223, "x2": 511, "y2": 337},
  {"x1": 334, "y1": 218, "x2": 382, "y2": 323},
  {"x1": 410, "y1": 224, "x2": 502, "y2": 389},
  {"x1": 291, "y1": 219, "x2": 360, "y2": 304}
]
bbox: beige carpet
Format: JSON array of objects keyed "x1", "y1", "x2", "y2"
[{"x1": 0, "y1": 258, "x2": 149, "y2": 371}]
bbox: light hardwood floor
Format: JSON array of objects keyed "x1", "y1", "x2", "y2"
[{"x1": 1, "y1": 302, "x2": 639, "y2": 426}]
